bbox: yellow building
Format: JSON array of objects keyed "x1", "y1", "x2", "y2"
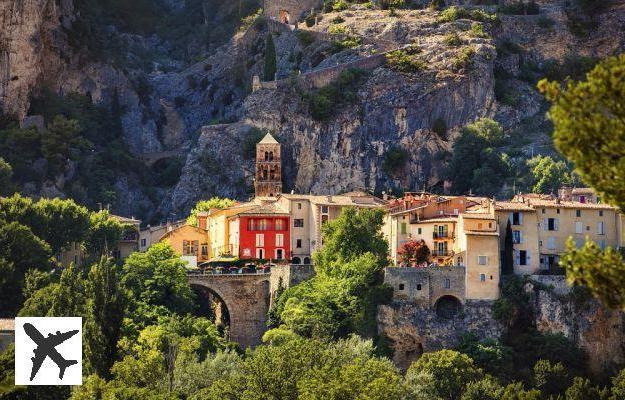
[
  {"x1": 494, "y1": 193, "x2": 622, "y2": 273},
  {"x1": 159, "y1": 224, "x2": 210, "y2": 268},
  {"x1": 456, "y1": 212, "x2": 500, "y2": 300}
]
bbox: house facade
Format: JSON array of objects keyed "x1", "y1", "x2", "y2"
[{"x1": 159, "y1": 225, "x2": 210, "y2": 268}]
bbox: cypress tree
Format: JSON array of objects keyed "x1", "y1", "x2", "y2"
[
  {"x1": 503, "y1": 220, "x2": 514, "y2": 275},
  {"x1": 264, "y1": 34, "x2": 277, "y2": 81}
]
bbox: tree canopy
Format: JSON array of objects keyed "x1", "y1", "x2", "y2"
[{"x1": 186, "y1": 197, "x2": 236, "y2": 226}]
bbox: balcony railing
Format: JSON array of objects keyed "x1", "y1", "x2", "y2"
[
  {"x1": 433, "y1": 232, "x2": 450, "y2": 239},
  {"x1": 432, "y1": 250, "x2": 451, "y2": 257}
]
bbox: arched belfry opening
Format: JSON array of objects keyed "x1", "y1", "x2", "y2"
[
  {"x1": 254, "y1": 132, "x2": 282, "y2": 197},
  {"x1": 192, "y1": 285, "x2": 231, "y2": 336}
]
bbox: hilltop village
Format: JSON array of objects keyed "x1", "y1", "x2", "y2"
[{"x1": 58, "y1": 132, "x2": 622, "y2": 309}]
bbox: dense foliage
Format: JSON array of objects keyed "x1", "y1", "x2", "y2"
[
  {"x1": 187, "y1": 197, "x2": 236, "y2": 226},
  {"x1": 540, "y1": 54, "x2": 625, "y2": 310}
]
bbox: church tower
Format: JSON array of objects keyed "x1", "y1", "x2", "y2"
[{"x1": 254, "y1": 133, "x2": 282, "y2": 197}]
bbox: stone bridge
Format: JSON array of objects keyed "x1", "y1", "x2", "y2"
[{"x1": 188, "y1": 273, "x2": 271, "y2": 348}]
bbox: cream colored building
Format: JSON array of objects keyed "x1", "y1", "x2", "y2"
[
  {"x1": 494, "y1": 192, "x2": 622, "y2": 273},
  {"x1": 159, "y1": 224, "x2": 210, "y2": 268},
  {"x1": 276, "y1": 191, "x2": 386, "y2": 264},
  {"x1": 456, "y1": 212, "x2": 500, "y2": 300}
]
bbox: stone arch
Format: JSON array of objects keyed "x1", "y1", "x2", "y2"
[
  {"x1": 191, "y1": 284, "x2": 231, "y2": 333},
  {"x1": 303, "y1": 257, "x2": 311, "y2": 264},
  {"x1": 292, "y1": 257, "x2": 301, "y2": 264},
  {"x1": 265, "y1": 151, "x2": 269, "y2": 161},
  {"x1": 434, "y1": 295, "x2": 462, "y2": 319}
]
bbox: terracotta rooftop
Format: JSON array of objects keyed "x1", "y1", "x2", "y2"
[
  {"x1": 493, "y1": 201, "x2": 536, "y2": 212},
  {"x1": 462, "y1": 213, "x2": 496, "y2": 220}
]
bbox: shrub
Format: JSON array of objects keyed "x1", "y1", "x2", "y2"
[
  {"x1": 452, "y1": 47, "x2": 476, "y2": 71},
  {"x1": 305, "y1": 13, "x2": 316, "y2": 27},
  {"x1": 331, "y1": 36, "x2": 362, "y2": 52},
  {"x1": 437, "y1": 6, "x2": 499, "y2": 24},
  {"x1": 470, "y1": 22, "x2": 489, "y2": 38},
  {"x1": 537, "y1": 16, "x2": 555, "y2": 29},
  {"x1": 444, "y1": 32, "x2": 463, "y2": 47},
  {"x1": 383, "y1": 147, "x2": 409, "y2": 176},
  {"x1": 332, "y1": 16, "x2": 345, "y2": 24},
  {"x1": 239, "y1": 8, "x2": 262, "y2": 31},
  {"x1": 498, "y1": 1, "x2": 540, "y2": 15},
  {"x1": 432, "y1": 118, "x2": 447, "y2": 139},
  {"x1": 333, "y1": 0, "x2": 349, "y2": 11},
  {"x1": 385, "y1": 48, "x2": 426, "y2": 73},
  {"x1": 497, "y1": 40, "x2": 522, "y2": 56},
  {"x1": 307, "y1": 69, "x2": 368, "y2": 121},
  {"x1": 428, "y1": 0, "x2": 445, "y2": 10},
  {"x1": 298, "y1": 30, "x2": 315, "y2": 47}
]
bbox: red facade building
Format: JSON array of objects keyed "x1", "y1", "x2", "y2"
[{"x1": 233, "y1": 207, "x2": 290, "y2": 261}]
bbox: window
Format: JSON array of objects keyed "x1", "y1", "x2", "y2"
[
  {"x1": 201, "y1": 244, "x2": 208, "y2": 257},
  {"x1": 417, "y1": 228, "x2": 422, "y2": 235},
  {"x1": 141, "y1": 238, "x2": 147, "y2": 247},
  {"x1": 576, "y1": 210, "x2": 581, "y2": 217},
  {"x1": 557, "y1": 208, "x2": 560, "y2": 214},
  {"x1": 480, "y1": 274, "x2": 486, "y2": 282},
  {"x1": 597, "y1": 221, "x2": 605, "y2": 235},
  {"x1": 321, "y1": 215, "x2": 329, "y2": 224},
  {"x1": 255, "y1": 234, "x2": 264, "y2": 247},
  {"x1": 248, "y1": 219, "x2": 256, "y2": 230},
  {"x1": 294, "y1": 219, "x2": 304, "y2": 227},
  {"x1": 575, "y1": 221, "x2": 583, "y2": 234},
  {"x1": 399, "y1": 284, "x2": 405, "y2": 291},
  {"x1": 599, "y1": 210, "x2": 604, "y2": 217},
  {"x1": 512, "y1": 212, "x2": 522, "y2": 225},
  {"x1": 547, "y1": 237, "x2": 556, "y2": 250},
  {"x1": 258, "y1": 219, "x2": 268, "y2": 231},
  {"x1": 454, "y1": 208, "x2": 459, "y2": 215},
  {"x1": 296, "y1": 239, "x2": 302, "y2": 248},
  {"x1": 276, "y1": 234, "x2": 284, "y2": 247},
  {"x1": 478, "y1": 255, "x2": 487, "y2": 265},
  {"x1": 321, "y1": 205, "x2": 329, "y2": 213},
  {"x1": 74, "y1": 255, "x2": 78, "y2": 265},
  {"x1": 401, "y1": 223, "x2": 407, "y2": 235},
  {"x1": 276, "y1": 249, "x2": 284, "y2": 259},
  {"x1": 545, "y1": 218, "x2": 558, "y2": 231},
  {"x1": 417, "y1": 284, "x2": 422, "y2": 291},
  {"x1": 275, "y1": 219, "x2": 284, "y2": 231},
  {"x1": 512, "y1": 230, "x2": 522, "y2": 244},
  {"x1": 443, "y1": 279, "x2": 451, "y2": 289},
  {"x1": 297, "y1": 203, "x2": 302, "y2": 210},
  {"x1": 542, "y1": 208, "x2": 546, "y2": 214},
  {"x1": 579, "y1": 195, "x2": 586, "y2": 203},
  {"x1": 519, "y1": 250, "x2": 527, "y2": 266},
  {"x1": 183, "y1": 240, "x2": 199, "y2": 256},
  {"x1": 599, "y1": 240, "x2": 606, "y2": 250}
]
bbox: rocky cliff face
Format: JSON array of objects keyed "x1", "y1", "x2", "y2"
[
  {"x1": 378, "y1": 276, "x2": 625, "y2": 376},
  {"x1": 2, "y1": 0, "x2": 625, "y2": 220}
]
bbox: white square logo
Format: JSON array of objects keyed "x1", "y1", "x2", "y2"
[{"x1": 14, "y1": 317, "x2": 82, "y2": 386}]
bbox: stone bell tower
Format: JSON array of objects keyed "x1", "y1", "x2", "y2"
[{"x1": 254, "y1": 133, "x2": 282, "y2": 197}]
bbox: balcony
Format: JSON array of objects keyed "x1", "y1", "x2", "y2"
[
  {"x1": 432, "y1": 250, "x2": 451, "y2": 257},
  {"x1": 433, "y1": 232, "x2": 450, "y2": 239}
]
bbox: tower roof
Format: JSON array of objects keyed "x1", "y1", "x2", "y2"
[{"x1": 259, "y1": 133, "x2": 279, "y2": 144}]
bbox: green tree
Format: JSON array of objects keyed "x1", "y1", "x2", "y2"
[
  {"x1": 565, "y1": 376, "x2": 608, "y2": 400},
  {"x1": 461, "y1": 376, "x2": 504, "y2": 400},
  {"x1": 32, "y1": 197, "x2": 91, "y2": 254},
  {"x1": 121, "y1": 243, "x2": 195, "y2": 327},
  {"x1": 41, "y1": 115, "x2": 82, "y2": 174},
  {"x1": 85, "y1": 210, "x2": 125, "y2": 257},
  {"x1": 187, "y1": 197, "x2": 235, "y2": 226},
  {"x1": 533, "y1": 359, "x2": 570, "y2": 397},
  {"x1": 502, "y1": 220, "x2": 514, "y2": 275},
  {"x1": 559, "y1": 238, "x2": 625, "y2": 309},
  {"x1": 499, "y1": 382, "x2": 542, "y2": 400},
  {"x1": 538, "y1": 54, "x2": 625, "y2": 210},
  {"x1": 611, "y1": 369, "x2": 625, "y2": 400},
  {"x1": 456, "y1": 334, "x2": 514, "y2": 380},
  {"x1": 84, "y1": 257, "x2": 126, "y2": 378},
  {"x1": 0, "y1": 157, "x2": 12, "y2": 195},
  {"x1": 0, "y1": 222, "x2": 52, "y2": 316},
  {"x1": 526, "y1": 155, "x2": 575, "y2": 194},
  {"x1": 406, "y1": 349, "x2": 483, "y2": 400},
  {"x1": 263, "y1": 34, "x2": 277, "y2": 81}
]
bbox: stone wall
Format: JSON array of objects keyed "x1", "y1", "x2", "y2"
[
  {"x1": 269, "y1": 264, "x2": 316, "y2": 305},
  {"x1": 264, "y1": 0, "x2": 323, "y2": 23},
  {"x1": 378, "y1": 299, "x2": 502, "y2": 370},
  {"x1": 188, "y1": 274, "x2": 271, "y2": 348},
  {"x1": 385, "y1": 266, "x2": 466, "y2": 307}
]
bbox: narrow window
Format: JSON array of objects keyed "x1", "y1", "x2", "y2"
[
  {"x1": 480, "y1": 274, "x2": 486, "y2": 282},
  {"x1": 443, "y1": 278, "x2": 451, "y2": 289},
  {"x1": 417, "y1": 284, "x2": 422, "y2": 290},
  {"x1": 399, "y1": 284, "x2": 405, "y2": 291}
]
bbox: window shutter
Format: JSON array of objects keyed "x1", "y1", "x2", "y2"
[
  {"x1": 519, "y1": 212, "x2": 523, "y2": 225},
  {"x1": 509, "y1": 213, "x2": 513, "y2": 224},
  {"x1": 514, "y1": 250, "x2": 520, "y2": 266},
  {"x1": 543, "y1": 218, "x2": 548, "y2": 231},
  {"x1": 520, "y1": 231, "x2": 524, "y2": 244},
  {"x1": 554, "y1": 219, "x2": 559, "y2": 231}
]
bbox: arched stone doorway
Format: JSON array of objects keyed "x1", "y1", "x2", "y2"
[
  {"x1": 292, "y1": 257, "x2": 301, "y2": 264},
  {"x1": 192, "y1": 285, "x2": 231, "y2": 337},
  {"x1": 434, "y1": 295, "x2": 462, "y2": 319}
]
